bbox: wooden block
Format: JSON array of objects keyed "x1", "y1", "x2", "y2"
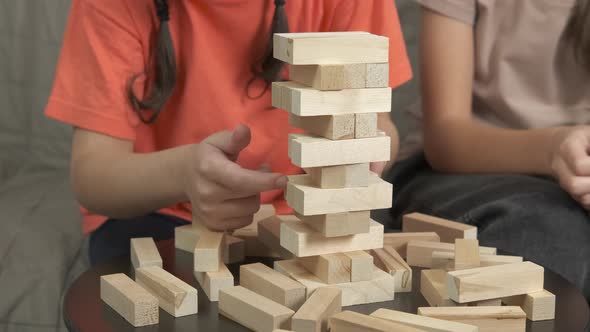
[
  {"x1": 305, "y1": 163, "x2": 369, "y2": 189},
  {"x1": 420, "y1": 269, "x2": 457, "y2": 307},
  {"x1": 286, "y1": 173, "x2": 392, "y2": 216},
  {"x1": 194, "y1": 262, "x2": 234, "y2": 302},
  {"x1": 406, "y1": 241, "x2": 496, "y2": 268},
  {"x1": 290, "y1": 63, "x2": 389, "y2": 90},
  {"x1": 274, "y1": 260, "x2": 395, "y2": 306},
  {"x1": 370, "y1": 308, "x2": 478, "y2": 332},
  {"x1": 234, "y1": 204, "x2": 277, "y2": 236},
  {"x1": 175, "y1": 224, "x2": 200, "y2": 252},
  {"x1": 330, "y1": 311, "x2": 425, "y2": 332},
  {"x1": 299, "y1": 254, "x2": 351, "y2": 284},
  {"x1": 454, "y1": 239, "x2": 480, "y2": 270},
  {"x1": 240, "y1": 263, "x2": 307, "y2": 310},
  {"x1": 130, "y1": 238, "x2": 162, "y2": 269},
  {"x1": 280, "y1": 219, "x2": 384, "y2": 257},
  {"x1": 233, "y1": 228, "x2": 282, "y2": 259},
  {"x1": 292, "y1": 287, "x2": 342, "y2": 332},
  {"x1": 470, "y1": 298, "x2": 503, "y2": 306},
  {"x1": 432, "y1": 251, "x2": 523, "y2": 271},
  {"x1": 289, "y1": 114, "x2": 354, "y2": 140},
  {"x1": 135, "y1": 266, "x2": 198, "y2": 317},
  {"x1": 503, "y1": 290, "x2": 556, "y2": 321},
  {"x1": 100, "y1": 273, "x2": 158, "y2": 327},
  {"x1": 447, "y1": 261, "x2": 544, "y2": 303},
  {"x1": 355, "y1": 113, "x2": 378, "y2": 138},
  {"x1": 297, "y1": 211, "x2": 371, "y2": 238},
  {"x1": 273, "y1": 32, "x2": 389, "y2": 65},
  {"x1": 343, "y1": 251, "x2": 373, "y2": 282},
  {"x1": 288, "y1": 133, "x2": 390, "y2": 168},
  {"x1": 383, "y1": 232, "x2": 440, "y2": 258},
  {"x1": 223, "y1": 234, "x2": 245, "y2": 264},
  {"x1": 194, "y1": 230, "x2": 224, "y2": 272},
  {"x1": 258, "y1": 216, "x2": 297, "y2": 259},
  {"x1": 402, "y1": 213, "x2": 477, "y2": 243},
  {"x1": 377, "y1": 246, "x2": 412, "y2": 292},
  {"x1": 418, "y1": 306, "x2": 526, "y2": 332}
]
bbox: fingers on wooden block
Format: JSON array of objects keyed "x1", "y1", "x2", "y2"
[
  {"x1": 406, "y1": 240, "x2": 496, "y2": 268},
  {"x1": 240, "y1": 263, "x2": 307, "y2": 310},
  {"x1": 370, "y1": 308, "x2": 478, "y2": 332},
  {"x1": 383, "y1": 232, "x2": 440, "y2": 258},
  {"x1": 330, "y1": 311, "x2": 424, "y2": 332},
  {"x1": 402, "y1": 212, "x2": 477, "y2": 243},
  {"x1": 454, "y1": 239, "x2": 481, "y2": 270},
  {"x1": 292, "y1": 288, "x2": 342, "y2": 332},
  {"x1": 100, "y1": 273, "x2": 159, "y2": 327},
  {"x1": 289, "y1": 114, "x2": 354, "y2": 140},
  {"x1": 503, "y1": 290, "x2": 556, "y2": 321},
  {"x1": 194, "y1": 262, "x2": 234, "y2": 302},
  {"x1": 298, "y1": 211, "x2": 371, "y2": 237},
  {"x1": 305, "y1": 163, "x2": 369, "y2": 189},
  {"x1": 370, "y1": 246, "x2": 412, "y2": 293},
  {"x1": 299, "y1": 254, "x2": 351, "y2": 284},
  {"x1": 130, "y1": 237, "x2": 162, "y2": 269},
  {"x1": 417, "y1": 306, "x2": 526, "y2": 332},
  {"x1": 290, "y1": 63, "x2": 388, "y2": 91},
  {"x1": 135, "y1": 266, "x2": 198, "y2": 317},
  {"x1": 355, "y1": 113, "x2": 378, "y2": 138},
  {"x1": 194, "y1": 231, "x2": 224, "y2": 272},
  {"x1": 218, "y1": 286, "x2": 295, "y2": 331}
]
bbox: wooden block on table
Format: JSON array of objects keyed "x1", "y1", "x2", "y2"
[
  {"x1": 130, "y1": 237, "x2": 162, "y2": 269},
  {"x1": 406, "y1": 240, "x2": 496, "y2": 268},
  {"x1": 305, "y1": 163, "x2": 369, "y2": 189},
  {"x1": 370, "y1": 246, "x2": 412, "y2": 292},
  {"x1": 135, "y1": 266, "x2": 198, "y2": 317},
  {"x1": 288, "y1": 133, "x2": 390, "y2": 168},
  {"x1": 290, "y1": 63, "x2": 389, "y2": 90},
  {"x1": 274, "y1": 259, "x2": 395, "y2": 306},
  {"x1": 223, "y1": 234, "x2": 245, "y2": 264},
  {"x1": 420, "y1": 269, "x2": 457, "y2": 307},
  {"x1": 292, "y1": 287, "x2": 341, "y2": 332},
  {"x1": 503, "y1": 290, "x2": 556, "y2": 321},
  {"x1": 219, "y1": 286, "x2": 294, "y2": 332},
  {"x1": 330, "y1": 311, "x2": 425, "y2": 332},
  {"x1": 403, "y1": 213, "x2": 477, "y2": 243},
  {"x1": 194, "y1": 262, "x2": 234, "y2": 302},
  {"x1": 383, "y1": 232, "x2": 440, "y2": 258},
  {"x1": 447, "y1": 261, "x2": 544, "y2": 303},
  {"x1": 286, "y1": 173, "x2": 392, "y2": 216},
  {"x1": 289, "y1": 114, "x2": 354, "y2": 140},
  {"x1": 240, "y1": 263, "x2": 307, "y2": 311},
  {"x1": 299, "y1": 254, "x2": 351, "y2": 284},
  {"x1": 370, "y1": 308, "x2": 478, "y2": 332},
  {"x1": 432, "y1": 251, "x2": 522, "y2": 270},
  {"x1": 355, "y1": 113, "x2": 378, "y2": 138},
  {"x1": 194, "y1": 230, "x2": 224, "y2": 272},
  {"x1": 297, "y1": 211, "x2": 371, "y2": 238},
  {"x1": 454, "y1": 239, "x2": 481, "y2": 270},
  {"x1": 343, "y1": 251, "x2": 373, "y2": 282},
  {"x1": 280, "y1": 219, "x2": 384, "y2": 257},
  {"x1": 258, "y1": 216, "x2": 297, "y2": 259},
  {"x1": 418, "y1": 306, "x2": 526, "y2": 332},
  {"x1": 273, "y1": 32, "x2": 389, "y2": 65},
  {"x1": 100, "y1": 273, "x2": 158, "y2": 327}
]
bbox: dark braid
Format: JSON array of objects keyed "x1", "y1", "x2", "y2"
[{"x1": 564, "y1": 0, "x2": 590, "y2": 74}]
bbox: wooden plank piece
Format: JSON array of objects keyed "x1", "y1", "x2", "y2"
[
  {"x1": 289, "y1": 114, "x2": 354, "y2": 140},
  {"x1": 330, "y1": 311, "x2": 425, "y2": 332},
  {"x1": 223, "y1": 234, "x2": 245, "y2": 264},
  {"x1": 194, "y1": 230, "x2": 224, "y2": 272},
  {"x1": 403, "y1": 213, "x2": 477, "y2": 243},
  {"x1": 420, "y1": 269, "x2": 457, "y2": 307},
  {"x1": 292, "y1": 287, "x2": 341, "y2": 332},
  {"x1": 290, "y1": 63, "x2": 389, "y2": 90},
  {"x1": 343, "y1": 251, "x2": 373, "y2": 282},
  {"x1": 130, "y1": 237, "x2": 162, "y2": 269},
  {"x1": 370, "y1": 308, "x2": 478, "y2": 332},
  {"x1": 503, "y1": 290, "x2": 556, "y2": 321},
  {"x1": 406, "y1": 241, "x2": 496, "y2": 268},
  {"x1": 194, "y1": 262, "x2": 234, "y2": 302},
  {"x1": 355, "y1": 113, "x2": 378, "y2": 138},
  {"x1": 454, "y1": 239, "x2": 480, "y2": 270},
  {"x1": 297, "y1": 211, "x2": 371, "y2": 238},
  {"x1": 305, "y1": 163, "x2": 369, "y2": 189},
  {"x1": 299, "y1": 254, "x2": 351, "y2": 284},
  {"x1": 240, "y1": 263, "x2": 307, "y2": 310},
  {"x1": 100, "y1": 273, "x2": 158, "y2": 327},
  {"x1": 383, "y1": 232, "x2": 440, "y2": 258},
  {"x1": 432, "y1": 251, "x2": 523, "y2": 271},
  {"x1": 233, "y1": 228, "x2": 282, "y2": 259},
  {"x1": 258, "y1": 216, "x2": 297, "y2": 259},
  {"x1": 383, "y1": 246, "x2": 412, "y2": 292},
  {"x1": 418, "y1": 306, "x2": 526, "y2": 332}
]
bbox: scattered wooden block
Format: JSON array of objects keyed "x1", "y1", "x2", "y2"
[
  {"x1": 288, "y1": 133, "x2": 390, "y2": 168},
  {"x1": 258, "y1": 216, "x2": 296, "y2": 259},
  {"x1": 286, "y1": 172, "x2": 392, "y2": 216},
  {"x1": 330, "y1": 311, "x2": 424, "y2": 332},
  {"x1": 297, "y1": 211, "x2": 371, "y2": 238},
  {"x1": 289, "y1": 114, "x2": 354, "y2": 140},
  {"x1": 454, "y1": 239, "x2": 480, "y2": 270},
  {"x1": 306, "y1": 163, "x2": 369, "y2": 189},
  {"x1": 279, "y1": 219, "x2": 384, "y2": 257},
  {"x1": 130, "y1": 237, "x2": 162, "y2": 269},
  {"x1": 406, "y1": 241, "x2": 496, "y2": 268},
  {"x1": 503, "y1": 290, "x2": 556, "y2": 321},
  {"x1": 135, "y1": 266, "x2": 198, "y2": 317},
  {"x1": 240, "y1": 263, "x2": 307, "y2": 310},
  {"x1": 194, "y1": 262, "x2": 234, "y2": 302},
  {"x1": 273, "y1": 32, "x2": 389, "y2": 65},
  {"x1": 292, "y1": 287, "x2": 342, "y2": 332},
  {"x1": 100, "y1": 273, "x2": 158, "y2": 327},
  {"x1": 343, "y1": 251, "x2": 373, "y2": 282},
  {"x1": 431, "y1": 251, "x2": 523, "y2": 271},
  {"x1": 370, "y1": 308, "x2": 478, "y2": 332},
  {"x1": 223, "y1": 234, "x2": 245, "y2": 264},
  {"x1": 418, "y1": 306, "x2": 526, "y2": 332},
  {"x1": 447, "y1": 261, "x2": 544, "y2": 303},
  {"x1": 290, "y1": 63, "x2": 389, "y2": 90},
  {"x1": 299, "y1": 254, "x2": 351, "y2": 284},
  {"x1": 371, "y1": 246, "x2": 412, "y2": 293},
  {"x1": 355, "y1": 113, "x2": 378, "y2": 138},
  {"x1": 383, "y1": 232, "x2": 440, "y2": 258},
  {"x1": 402, "y1": 213, "x2": 477, "y2": 243},
  {"x1": 274, "y1": 259, "x2": 395, "y2": 306},
  {"x1": 219, "y1": 286, "x2": 294, "y2": 332},
  {"x1": 420, "y1": 269, "x2": 457, "y2": 307},
  {"x1": 194, "y1": 230, "x2": 224, "y2": 272}
]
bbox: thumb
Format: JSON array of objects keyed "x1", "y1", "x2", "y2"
[{"x1": 204, "y1": 124, "x2": 251, "y2": 160}]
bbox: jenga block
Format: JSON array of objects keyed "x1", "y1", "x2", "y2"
[
  {"x1": 330, "y1": 311, "x2": 425, "y2": 332},
  {"x1": 447, "y1": 261, "x2": 544, "y2": 303},
  {"x1": 406, "y1": 241, "x2": 496, "y2": 268},
  {"x1": 289, "y1": 114, "x2": 355, "y2": 140},
  {"x1": 273, "y1": 32, "x2": 388, "y2": 65},
  {"x1": 292, "y1": 288, "x2": 342, "y2": 332},
  {"x1": 383, "y1": 232, "x2": 440, "y2": 258},
  {"x1": 194, "y1": 230, "x2": 224, "y2": 272},
  {"x1": 343, "y1": 251, "x2": 373, "y2": 282},
  {"x1": 240, "y1": 263, "x2": 307, "y2": 311},
  {"x1": 306, "y1": 163, "x2": 369, "y2": 189},
  {"x1": 503, "y1": 290, "x2": 556, "y2": 321},
  {"x1": 299, "y1": 254, "x2": 351, "y2": 284},
  {"x1": 470, "y1": 298, "x2": 503, "y2": 306},
  {"x1": 420, "y1": 269, "x2": 457, "y2": 307},
  {"x1": 194, "y1": 262, "x2": 234, "y2": 302},
  {"x1": 274, "y1": 260, "x2": 395, "y2": 306},
  {"x1": 431, "y1": 251, "x2": 523, "y2": 270},
  {"x1": 290, "y1": 63, "x2": 389, "y2": 90},
  {"x1": 418, "y1": 306, "x2": 526, "y2": 332},
  {"x1": 223, "y1": 234, "x2": 245, "y2": 264},
  {"x1": 355, "y1": 113, "x2": 378, "y2": 138},
  {"x1": 135, "y1": 266, "x2": 198, "y2": 317},
  {"x1": 454, "y1": 239, "x2": 480, "y2": 270},
  {"x1": 279, "y1": 219, "x2": 384, "y2": 257},
  {"x1": 402, "y1": 213, "x2": 477, "y2": 243},
  {"x1": 100, "y1": 273, "x2": 158, "y2": 327},
  {"x1": 371, "y1": 246, "x2": 412, "y2": 293},
  {"x1": 370, "y1": 308, "x2": 478, "y2": 332},
  {"x1": 288, "y1": 133, "x2": 390, "y2": 168},
  {"x1": 233, "y1": 228, "x2": 282, "y2": 258},
  {"x1": 297, "y1": 211, "x2": 371, "y2": 238},
  {"x1": 130, "y1": 238, "x2": 162, "y2": 269},
  {"x1": 233, "y1": 204, "x2": 277, "y2": 236},
  {"x1": 219, "y1": 286, "x2": 295, "y2": 332},
  {"x1": 175, "y1": 224, "x2": 200, "y2": 252},
  {"x1": 258, "y1": 216, "x2": 297, "y2": 259}
]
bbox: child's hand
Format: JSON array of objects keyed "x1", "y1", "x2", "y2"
[{"x1": 184, "y1": 125, "x2": 287, "y2": 231}]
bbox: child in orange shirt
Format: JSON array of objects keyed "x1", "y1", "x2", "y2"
[{"x1": 46, "y1": 0, "x2": 412, "y2": 265}]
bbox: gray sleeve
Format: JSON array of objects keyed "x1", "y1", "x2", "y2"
[{"x1": 415, "y1": 0, "x2": 477, "y2": 26}]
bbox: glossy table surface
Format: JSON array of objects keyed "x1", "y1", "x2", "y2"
[{"x1": 64, "y1": 240, "x2": 590, "y2": 332}]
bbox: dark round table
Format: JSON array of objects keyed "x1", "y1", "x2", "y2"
[{"x1": 64, "y1": 240, "x2": 589, "y2": 332}]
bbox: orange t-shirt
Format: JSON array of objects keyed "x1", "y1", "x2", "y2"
[{"x1": 45, "y1": 0, "x2": 412, "y2": 234}]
